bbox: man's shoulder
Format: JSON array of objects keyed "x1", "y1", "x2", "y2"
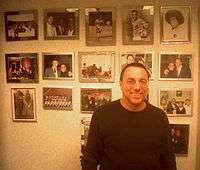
[
  {"x1": 97, "y1": 99, "x2": 120, "y2": 111},
  {"x1": 148, "y1": 103, "x2": 166, "y2": 116}
]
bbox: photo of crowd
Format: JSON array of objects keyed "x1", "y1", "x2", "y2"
[
  {"x1": 79, "y1": 52, "x2": 115, "y2": 82},
  {"x1": 6, "y1": 53, "x2": 38, "y2": 83},
  {"x1": 43, "y1": 87, "x2": 72, "y2": 110},
  {"x1": 170, "y1": 124, "x2": 189, "y2": 154},
  {"x1": 159, "y1": 89, "x2": 192, "y2": 116},
  {"x1": 43, "y1": 53, "x2": 74, "y2": 80},
  {"x1": 81, "y1": 88, "x2": 112, "y2": 113},
  {"x1": 160, "y1": 54, "x2": 192, "y2": 79},
  {"x1": 5, "y1": 10, "x2": 38, "y2": 41}
]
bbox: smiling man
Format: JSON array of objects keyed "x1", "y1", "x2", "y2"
[{"x1": 81, "y1": 63, "x2": 177, "y2": 170}]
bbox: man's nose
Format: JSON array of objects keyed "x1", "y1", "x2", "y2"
[{"x1": 133, "y1": 81, "x2": 141, "y2": 90}]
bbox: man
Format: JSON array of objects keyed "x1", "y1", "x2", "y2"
[
  {"x1": 175, "y1": 58, "x2": 191, "y2": 78},
  {"x1": 45, "y1": 59, "x2": 60, "y2": 78},
  {"x1": 81, "y1": 63, "x2": 176, "y2": 170},
  {"x1": 46, "y1": 16, "x2": 57, "y2": 37}
]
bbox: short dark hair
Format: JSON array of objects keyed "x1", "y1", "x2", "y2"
[
  {"x1": 165, "y1": 10, "x2": 184, "y2": 25},
  {"x1": 120, "y1": 63, "x2": 150, "y2": 81}
]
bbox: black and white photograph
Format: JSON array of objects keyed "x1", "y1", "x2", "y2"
[
  {"x1": 81, "y1": 88, "x2": 112, "y2": 113},
  {"x1": 43, "y1": 87, "x2": 72, "y2": 110},
  {"x1": 159, "y1": 88, "x2": 193, "y2": 116},
  {"x1": 79, "y1": 51, "x2": 115, "y2": 83},
  {"x1": 11, "y1": 88, "x2": 36, "y2": 122},
  {"x1": 120, "y1": 52, "x2": 152, "y2": 77},
  {"x1": 43, "y1": 53, "x2": 74, "y2": 80},
  {"x1": 85, "y1": 8, "x2": 116, "y2": 46},
  {"x1": 6, "y1": 53, "x2": 39, "y2": 83},
  {"x1": 4, "y1": 10, "x2": 38, "y2": 41},
  {"x1": 159, "y1": 53, "x2": 192, "y2": 80},
  {"x1": 170, "y1": 124, "x2": 189, "y2": 155},
  {"x1": 161, "y1": 6, "x2": 191, "y2": 43},
  {"x1": 44, "y1": 8, "x2": 79, "y2": 40},
  {"x1": 122, "y1": 6, "x2": 154, "y2": 45}
]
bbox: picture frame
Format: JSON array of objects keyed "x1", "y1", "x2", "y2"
[
  {"x1": 81, "y1": 88, "x2": 112, "y2": 113},
  {"x1": 85, "y1": 7, "x2": 116, "y2": 46},
  {"x1": 43, "y1": 53, "x2": 75, "y2": 80},
  {"x1": 81, "y1": 117, "x2": 91, "y2": 153},
  {"x1": 79, "y1": 51, "x2": 115, "y2": 83},
  {"x1": 5, "y1": 53, "x2": 39, "y2": 83},
  {"x1": 4, "y1": 10, "x2": 38, "y2": 41},
  {"x1": 44, "y1": 8, "x2": 79, "y2": 40},
  {"x1": 159, "y1": 53, "x2": 192, "y2": 80},
  {"x1": 120, "y1": 52, "x2": 153, "y2": 78},
  {"x1": 43, "y1": 87, "x2": 72, "y2": 110},
  {"x1": 11, "y1": 88, "x2": 37, "y2": 122},
  {"x1": 160, "y1": 6, "x2": 191, "y2": 43},
  {"x1": 122, "y1": 6, "x2": 154, "y2": 45},
  {"x1": 170, "y1": 124, "x2": 189, "y2": 155},
  {"x1": 159, "y1": 88, "x2": 193, "y2": 116}
]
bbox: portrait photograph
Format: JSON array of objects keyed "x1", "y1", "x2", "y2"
[
  {"x1": 5, "y1": 53, "x2": 39, "y2": 83},
  {"x1": 81, "y1": 88, "x2": 112, "y2": 113},
  {"x1": 44, "y1": 8, "x2": 79, "y2": 40},
  {"x1": 159, "y1": 88, "x2": 193, "y2": 116},
  {"x1": 79, "y1": 51, "x2": 115, "y2": 83},
  {"x1": 120, "y1": 52, "x2": 152, "y2": 77},
  {"x1": 160, "y1": 6, "x2": 191, "y2": 43},
  {"x1": 170, "y1": 124, "x2": 189, "y2": 155},
  {"x1": 11, "y1": 88, "x2": 36, "y2": 122},
  {"x1": 80, "y1": 117, "x2": 91, "y2": 153},
  {"x1": 122, "y1": 6, "x2": 154, "y2": 45},
  {"x1": 159, "y1": 53, "x2": 192, "y2": 80},
  {"x1": 43, "y1": 53, "x2": 74, "y2": 80},
  {"x1": 85, "y1": 7, "x2": 116, "y2": 46},
  {"x1": 4, "y1": 10, "x2": 38, "y2": 41},
  {"x1": 43, "y1": 87, "x2": 72, "y2": 111}
]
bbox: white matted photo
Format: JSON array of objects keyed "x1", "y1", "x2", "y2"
[
  {"x1": 11, "y1": 88, "x2": 36, "y2": 122},
  {"x1": 159, "y1": 88, "x2": 193, "y2": 116},
  {"x1": 159, "y1": 53, "x2": 192, "y2": 80},
  {"x1": 160, "y1": 6, "x2": 191, "y2": 43},
  {"x1": 120, "y1": 52, "x2": 153, "y2": 78},
  {"x1": 79, "y1": 51, "x2": 115, "y2": 83}
]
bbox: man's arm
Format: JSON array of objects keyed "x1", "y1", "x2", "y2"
[{"x1": 81, "y1": 110, "x2": 104, "y2": 170}]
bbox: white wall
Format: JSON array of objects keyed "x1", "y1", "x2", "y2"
[{"x1": 0, "y1": 0, "x2": 199, "y2": 170}]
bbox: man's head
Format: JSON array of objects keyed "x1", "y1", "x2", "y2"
[
  {"x1": 175, "y1": 58, "x2": 182, "y2": 68},
  {"x1": 127, "y1": 54, "x2": 134, "y2": 64},
  {"x1": 48, "y1": 16, "x2": 54, "y2": 24},
  {"x1": 165, "y1": 10, "x2": 184, "y2": 29},
  {"x1": 60, "y1": 64, "x2": 67, "y2": 73},
  {"x1": 120, "y1": 63, "x2": 150, "y2": 111},
  {"x1": 52, "y1": 59, "x2": 59, "y2": 67},
  {"x1": 131, "y1": 10, "x2": 138, "y2": 20},
  {"x1": 168, "y1": 62, "x2": 175, "y2": 71}
]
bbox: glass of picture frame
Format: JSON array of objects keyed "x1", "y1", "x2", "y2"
[
  {"x1": 44, "y1": 8, "x2": 79, "y2": 40},
  {"x1": 122, "y1": 6, "x2": 154, "y2": 45},
  {"x1": 43, "y1": 87, "x2": 72, "y2": 111},
  {"x1": 170, "y1": 124, "x2": 189, "y2": 155},
  {"x1": 159, "y1": 53, "x2": 193, "y2": 80},
  {"x1": 43, "y1": 52, "x2": 75, "y2": 80},
  {"x1": 5, "y1": 53, "x2": 39, "y2": 83},
  {"x1": 85, "y1": 7, "x2": 116, "y2": 46},
  {"x1": 4, "y1": 10, "x2": 38, "y2": 41},
  {"x1": 159, "y1": 88, "x2": 193, "y2": 116},
  {"x1": 79, "y1": 51, "x2": 115, "y2": 83},
  {"x1": 11, "y1": 88, "x2": 37, "y2": 122},
  {"x1": 160, "y1": 6, "x2": 191, "y2": 43}
]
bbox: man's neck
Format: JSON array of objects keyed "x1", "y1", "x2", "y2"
[{"x1": 120, "y1": 99, "x2": 147, "y2": 112}]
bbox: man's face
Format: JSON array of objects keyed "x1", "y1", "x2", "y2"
[
  {"x1": 120, "y1": 66, "x2": 148, "y2": 107},
  {"x1": 48, "y1": 16, "x2": 53, "y2": 24},
  {"x1": 52, "y1": 60, "x2": 58, "y2": 67},
  {"x1": 175, "y1": 59, "x2": 182, "y2": 68},
  {"x1": 61, "y1": 64, "x2": 67, "y2": 72},
  {"x1": 131, "y1": 11, "x2": 138, "y2": 20},
  {"x1": 168, "y1": 62, "x2": 175, "y2": 71},
  {"x1": 169, "y1": 16, "x2": 179, "y2": 28}
]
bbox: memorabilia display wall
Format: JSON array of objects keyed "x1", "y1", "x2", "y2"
[{"x1": 0, "y1": 0, "x2": 199, "y2": 170}]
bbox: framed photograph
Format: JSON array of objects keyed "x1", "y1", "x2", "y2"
[
  {"x1": 159, "y1": 88, "x2": 193, "y2": 116},
  {"x1": 44, "y1": 8, "x2": 79, "y2": 40},
  {"x1": 160, "y1": 6, "x2": 191, "y2": 43},
  {"x1": 81, "y1": 117, "x2": 91, "y2": 153},
  {"x1": 170, "y1": 124, "x2": 189, "y2": 155},
  {"x1": 4, "y1": 10, "x2": 38, "y2": 41},
  {"x1": 120, "y1": 52, "x2": 153, "y2": 78},
  {"x1": 43, "y1": 53, "x2": 74, "y2": 80},
  {"x1": 11, "y1": 88, "x2": 36, "y2": 122},
  {"x1": 79, "y1": 51, "x2": 115, "y2": 83},
  {"x1": 85, "y1": 7, "x2": 116, "y2": 46},
  {"x1": 81, "y1": 88, "x2": 112, "y2": 113},
  {"x1": 43, "y1": 87, "x2": 72, "y2": 110},
  {"x1": 159, "y1": 53, "x2": 192, "y2": 80},
  {"x1": 5, "y1": 53, "x2": 39, "y2": 83},
  {"x1": 122, "y1": 6, "x2": 154, "y2": 45}
]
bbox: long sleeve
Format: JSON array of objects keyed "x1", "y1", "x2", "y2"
[{"x1": 81, "y1": 110, "x2": 104, "y2": 170}]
